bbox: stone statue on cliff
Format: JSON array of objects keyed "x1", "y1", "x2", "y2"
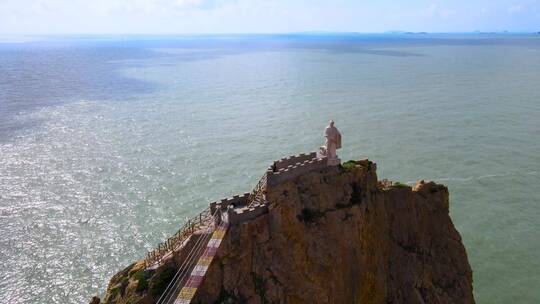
[{"x1": 318, "y1": 120, "x2": 342, "y2": 166}]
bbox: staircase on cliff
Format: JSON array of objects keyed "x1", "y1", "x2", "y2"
[{"x1": 144, "y1": 152, "x2": 329, "y2": 304}]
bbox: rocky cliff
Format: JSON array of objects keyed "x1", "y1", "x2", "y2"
[{"x1": 96, "y1": 159, "x2": 474, "y2": 304}]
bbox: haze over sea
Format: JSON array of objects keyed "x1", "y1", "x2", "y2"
[{"x1": 0, "y1": 34, "x2": 539, "y2": 303}]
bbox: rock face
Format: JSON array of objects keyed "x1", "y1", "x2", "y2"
[
  {"x1": 89, "y1": 296, "x2": 101, "y2": 304},
  {"x1": 99, "y1": 159, "x2": 474, "y2": 304}
]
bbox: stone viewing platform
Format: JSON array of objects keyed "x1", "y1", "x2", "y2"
[
  {"x1": 266, "y1": 152, "x2": 328, "y2": 187},
  {"x1": 210, "y1": 151, "x2": 330, "y2": 225},
  {"x1": 210, "y1": 194, "x2": 268, "y2": 225}
]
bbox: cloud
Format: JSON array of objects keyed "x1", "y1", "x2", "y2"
[
  {"x1": 0, "y1": 0, "x2": 539, "y2": 34},
  {"x1": 423, "y1": 4, "x2": 455, "y2": 19},
  {"x1": 508, "y1": 4, "x2": 524, "y2": 13},
  {"x1": 480, "y1": 7, "x2": 488, "y2": 16},
  {"x1": 2, "y1": 0, "x2": 233, "y2": 17},
  {"x1": 172, "y1": 0, "x2": 236, "y2": 10}
]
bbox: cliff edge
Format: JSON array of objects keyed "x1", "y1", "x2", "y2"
[{"x1": 97, "y1": 159, "x2": 474, "y2": 304}]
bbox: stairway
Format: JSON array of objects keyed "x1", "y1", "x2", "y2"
[{"x1": 170, "y1": 220, "x2": 229, "y2": 304}]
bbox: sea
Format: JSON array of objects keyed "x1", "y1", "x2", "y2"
[{"x1": 0, "y1": 33, "x2": 539, "y2": 303}]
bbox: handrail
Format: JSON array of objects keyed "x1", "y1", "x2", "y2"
[
  {"x1": 247, "y1": 173, "x2": 267, "y2": 207},
  {"x1": 169, "y1": 219, "x2": 228, "y2": 304},
  {"x1": 157, "y1": 211, "x2": 220, "y2": 304},
  {"x1": 144, "y1": 207, "x2": 214, "y2": 268},
  {"x1": 145, "y1": 173, "x2": 268, "y2": 268}
]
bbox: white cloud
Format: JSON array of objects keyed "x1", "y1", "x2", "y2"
[
  {"x1": 0, "y1": 0, "x2": 538, "y2": 34},
  {"x1": 422, "y1": 4, "x2": 455, "y2": 19},
  {"x1": 480, "y1": 7, "x2": 488, "y2": 16},
  {"x1": 0, "y1": 0, "x2": 245, "y2": 33},
  {"x1": 508, "y1": 4, "x2": 524, "y2": 13}
]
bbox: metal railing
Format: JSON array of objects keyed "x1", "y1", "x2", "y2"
[
  {"x1": 145, "y1": 173, "x2": 268, "y2": 269},
  {"x1": 247, "y1": 173, "x2": 267, "y2": 207},
  {"x1": 156, "y1": 211, "x2": 223, "y2": 304},
  {"x1": 144, "y1": 207, "x2": 214, "y2": 268}
]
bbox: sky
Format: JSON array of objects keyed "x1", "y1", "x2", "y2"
[{"x1": 0, "y1": 0, "x2": 539, "y2": 34}]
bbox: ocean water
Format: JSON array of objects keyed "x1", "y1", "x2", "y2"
[{"x1": 0, "y1": 34, "x2": 539, "y2": 303}]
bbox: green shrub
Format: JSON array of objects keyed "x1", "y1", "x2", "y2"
[
  {"x1": 133, "y1": 270, "x2": 148, "y2": 293},
  {"x1": 150, "y1": 267, "x2": 176, "y2": 297},
  {"x1": 392, "y1": 182, "x2": 410, "y2": 189},
  {"x1": 340, "y1": 160, "x2": 358, "y2": 171},
  {"x1": 110, "y1": 286, "x2": 120, "y2": 298}
]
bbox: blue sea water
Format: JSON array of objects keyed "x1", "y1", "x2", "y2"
[{"x1": 0, "y1": 34, "x2": 539, "y2": 303}]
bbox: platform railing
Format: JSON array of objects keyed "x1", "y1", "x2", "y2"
[
  {"x1": 247, "y1": 173, "x2": 267, "y2": 207},
  {"x1": 144, "y1": 207, "x2": 213, "y2": 268},
  {"x1": 145, "y1": 172, "x2": 268, "y2": 268}
]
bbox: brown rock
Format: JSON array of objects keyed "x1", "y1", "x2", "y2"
[
  {"x1": 89, "y1": 296, "x2": 100, "y2": 304},
  {"x1": 193, "y1": 161, "x2": 474, "y2": 304},
  {"x1": 100, "y1": 159, "x2": 474, "y2": 304}
]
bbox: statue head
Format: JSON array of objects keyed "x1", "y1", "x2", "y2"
[{"x1": 329, "y1": 120, "x2": 334, "y2": 127}]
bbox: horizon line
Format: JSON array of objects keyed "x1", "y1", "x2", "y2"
[{"x1": 1, "y1": 30, "x2": 540, "y2": 37}]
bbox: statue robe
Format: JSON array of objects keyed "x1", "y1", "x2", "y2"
[{"x1": 324, "y1": 125, "x2": 341, "y2": 158}]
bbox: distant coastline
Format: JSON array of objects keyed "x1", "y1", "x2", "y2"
[{"x1": 2, "y1": 31, "x2": 540, "y2": 44}]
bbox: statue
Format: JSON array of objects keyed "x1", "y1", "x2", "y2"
[{"x1": 318, "y1": 120, "x2": 342, "y2": 166}]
